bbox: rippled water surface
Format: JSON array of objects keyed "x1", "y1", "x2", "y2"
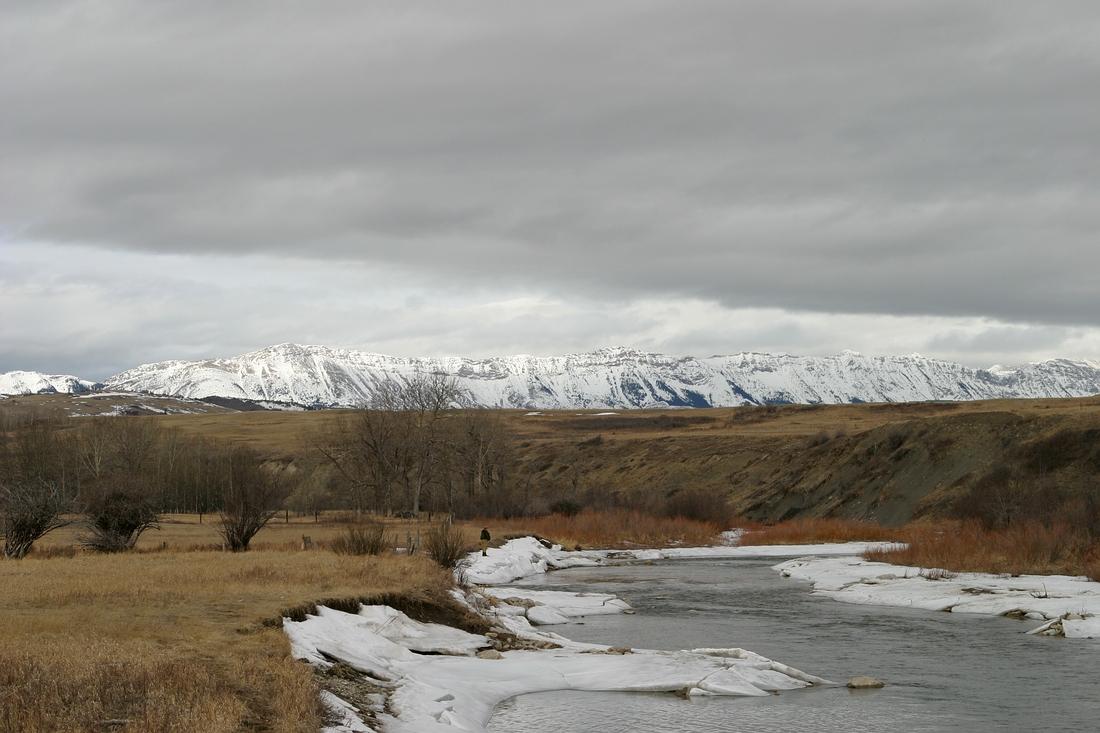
[{"x1": 487, "y1": 558, "x2": 1098, "y2": 732}]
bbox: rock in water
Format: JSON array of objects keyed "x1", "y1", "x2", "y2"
[{"x1": 847, "y1": 676, "x2": 885, "y2": 689}]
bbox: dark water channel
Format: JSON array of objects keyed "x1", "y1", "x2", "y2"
[{"x1": 487, "y1": 558, "x2": 1098, "y2": 732}]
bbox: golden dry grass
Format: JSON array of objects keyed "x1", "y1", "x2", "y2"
[
  {"x1": 38, "y1": 512, "x2": 447, "y2": 551},
  {"x1": 36, "y1": 510, "x2": 721, "y2": 555},
  {"x1": 479, "y1": 509, "x2": 723, "y2": 549},
  {"x1": 864, "y1": 521, "x2": 1100, "y2": 578},
  {"x1": 0, "y1": 550, "x2": 453, "y2": 732},
  {"x1": 738, "y1": 518, "x2": 900, "y2": 545}
]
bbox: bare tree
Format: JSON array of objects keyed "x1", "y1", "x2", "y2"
[
  {"x1": 317, "y1": 407, "x2": 405, "y2": 515},
  {"x1": 0, "y1": 480, "x2": 71, "y2": 559},
  {"x1": 75, "y1": 417, "x2": 113, "y2": 482},
  {"x1": 80, "y1": 489, "x2": 160, "y2": 552},
  {"x1": 218, "y1": 448, "x2": 288, "y2": 551},
  {"x1": 317, "y1": 373, "x2": 461, "y2": 516},
  {"x1": 107, "y1": 418, "x2": 162, "y2": 475},
  {"x1": 396, "y1": 373, "x2": 461, "y2": 515}
]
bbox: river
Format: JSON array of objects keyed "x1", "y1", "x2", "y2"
[{"x1": 487, "y1": 557, "x2": 1098, "y2": 732}]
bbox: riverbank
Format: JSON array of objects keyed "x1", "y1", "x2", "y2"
[
  {"x1": 0, "y1": 550, "x2": 454, "y2": 732},
  {"x1": 463, "y1": 535, "x2": 903, "y2": 585},
  {"x1": 288, "y1": 584, "x2": 831, "y2": 733},
  {"x1": 776, "y1": 555, "x2": 1100, "y2": 638}
]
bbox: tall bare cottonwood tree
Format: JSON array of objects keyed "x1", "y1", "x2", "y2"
[{"x1": 219, "y1": 448, "x2": 288, "y2": 551}]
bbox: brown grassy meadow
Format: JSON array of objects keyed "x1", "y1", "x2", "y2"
[
  {"x1": 0, "y1": 550, "x2": 453, "y2": 732},
  {"x1": 864, "y1": 520, "x2": 1100, "y2": 579}
]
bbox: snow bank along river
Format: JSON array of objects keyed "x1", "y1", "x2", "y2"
[
  {"x1": 285, "y1": 538, "x2": 1100, "y2": 732},
  {"x1": 490, "y1": 556, "x2": 1100, "y2": 733},
  {"x1": 284, "y1": 536, "x2": 857, "y2": 732}
]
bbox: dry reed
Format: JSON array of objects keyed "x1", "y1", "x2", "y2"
[
  {"x1": 482, "y1": 509, "x2": 722, "y2": 549},
  {"x1": 738, "y1": 518, "x2": 900, "y2": 546},
  {"x1": 865, "y1": 520, "x2": 1099, "y2": 578}
]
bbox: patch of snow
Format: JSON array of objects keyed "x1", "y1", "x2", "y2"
[
  {"x1": 485, "y1": 587, "x2": 632, "y2": 623},
  {"x1": 462, "y1": 537, "x2": 601, "y2": 585},
  {"x1": 776, "y1": 556, "x2": 1100, "y2": 639},
  {"x1": 287, "y1": 600, "x2": 831, "y2": 733},
  {"x1": 321, "y1": 691, "x2": 374, "y2": 733},
  {"x1": 463, "y1": 536, "x2": 904, "y2": 586}
]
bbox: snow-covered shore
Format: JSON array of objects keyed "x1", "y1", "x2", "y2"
[
  {"x1": 777, "y1": 556, "x2": 1100, "y2": 639},
  {"x1": 464, "y1": 535, "x2": 904, "y2": 586},
  {"x1": 286, "y1": 588, "x2": 831, "y2": 733}
]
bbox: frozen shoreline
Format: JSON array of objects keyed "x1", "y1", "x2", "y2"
[
  {"x1": 463, "y1": 535, "x2": 904, "y2": 586},
  {"x1": 286, "y1": 586, "x2": 832, "y2": 733},
  {"x1": 776, "y1": 556, "x2": 1100, "y2": 639}
]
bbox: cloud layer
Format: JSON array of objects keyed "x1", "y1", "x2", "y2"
[{"x1": 2, "y1": 2, "x2": 1098, "y2": 375}]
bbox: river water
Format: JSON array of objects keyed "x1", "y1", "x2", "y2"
[{"x1": 487, "y1": 558, "x2": 1098, "y2": 732}]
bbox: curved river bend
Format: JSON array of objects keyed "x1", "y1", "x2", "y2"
[{"x1": 488, "y1": 558, "x2": 1098, "y2": 733}]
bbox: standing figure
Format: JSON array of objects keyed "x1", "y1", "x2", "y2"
[{"x1": 479, "y1": 527, "x2": 491, "y2": 556}]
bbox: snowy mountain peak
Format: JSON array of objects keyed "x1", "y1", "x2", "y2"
[
  {"x1": 0, "y1": 371, "x2": 101, "y2": 396},
  {"x1": 101, "y1": 345, "x2": 1100, "y2": 409}
]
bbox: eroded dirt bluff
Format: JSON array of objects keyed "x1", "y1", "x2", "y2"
[{"x1": 501, "y1": 399, "x2": 1100, "y2": 525}]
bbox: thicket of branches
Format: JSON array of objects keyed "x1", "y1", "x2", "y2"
[
  {"x1": 0, "y1": 374, "x2": 540, "y2": 557},
  {"x1": 317, "y1": 374, "x2": 524, "y2": 518},
  {"x1": 0, "y1": 417, "x2": 293, "y2": 556}
]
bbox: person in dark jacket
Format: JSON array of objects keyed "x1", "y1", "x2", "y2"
[{"x1": 479, "y1": 527, "x2": 491, "y2": 556}]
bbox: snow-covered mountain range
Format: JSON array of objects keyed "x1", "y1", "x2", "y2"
[
  {"x1": 0, "y1": 370, "x2": 101, "y2": 397},
  {"x1": 74, "y1": 343, "x2": 1100, "y2": 409}
]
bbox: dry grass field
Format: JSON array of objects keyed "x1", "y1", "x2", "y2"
[
  {"x1": 479, "y1": 509, "x2": 723, "y2": 549},
  {"x1": 34, "y1": 510, "x2": 724, "y2": 554},
  {"x1": 738, "y1": 517, "x2": 900, "y2": 545},
  {"x1": 0, "y1": 550, "x2": 454, "y2": 732},
  {"x1": 2, "y1": 506, "x2": 725, "y2": 732},
  {"x1": 865, "y1": 521, "x2": 1100, "y2": 579},
  {"x1": 37, "y1": 512, "x2": 444, "y2": 552}
]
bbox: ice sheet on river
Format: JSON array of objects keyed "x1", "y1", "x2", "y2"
[
  {"x1": 777, "y1": 556, "x2": 1100, "y2": 639},
  {"x1": 463, "y1": 535, "x2": 903, "y2": 585},
  {"x1": 287, "y1": 598, "x2": 831, "y2": 733}
]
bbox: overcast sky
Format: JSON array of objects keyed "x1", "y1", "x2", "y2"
[{"x1": 3, "y1": 1, "x2": 1099, "y2": 378}]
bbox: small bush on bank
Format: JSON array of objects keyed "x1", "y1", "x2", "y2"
[
  {"x1": 330, "y1": 525, "x2": 390, "y2": 556},
  {"x1": 425, "y1": 523, "x2": 467, "y2": 569},
  {"x1": 81, "y1": 490, "x2": 160, "y2": 553},
  {"x1": 663, "y1": 488, "x2": 734, "y2": 526},
  {"x1": 549, "y1": 499, "x2": 583, "y2": 517},
  {"x1": 0, "y1": 479, "x2": 70, "y2": 559}
]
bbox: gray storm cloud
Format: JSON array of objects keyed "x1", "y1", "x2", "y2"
[{"x1": 1, "y1": 1, "x2": 1099, "y2": 375}]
